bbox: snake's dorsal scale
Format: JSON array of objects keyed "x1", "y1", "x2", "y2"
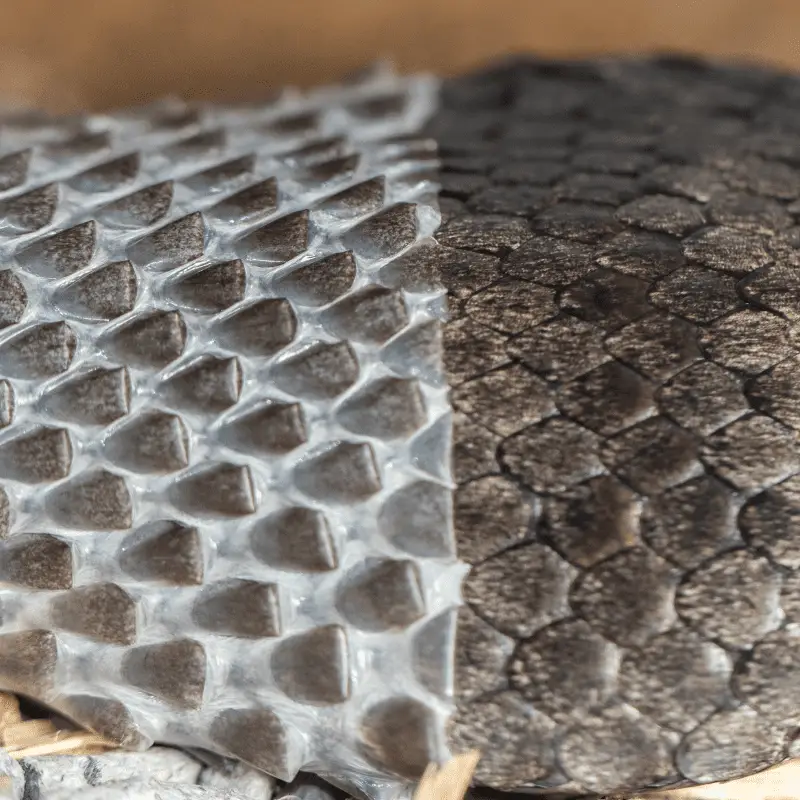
[
  {"x1": 0, "y1": 56, "x2": 799, "y2": 798},
  {"x1": 435, "y1": 56, "x2": 800, "y2": 795}
]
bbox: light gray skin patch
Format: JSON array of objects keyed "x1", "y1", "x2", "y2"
[{"x1": 0, "y1": 65, "x2": 462, "y2": 800}]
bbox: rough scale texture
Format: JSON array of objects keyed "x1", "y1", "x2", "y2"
[
  {"x1": 432, "y1": 56, "x2": 800, "y2": 795},
  {"x1": 1, "y1": 55, "x2": 800, "y2": 800}
]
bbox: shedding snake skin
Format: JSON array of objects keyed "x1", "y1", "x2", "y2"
[{"x1": 0, "y1": 56, "x2": 797, "y2": 799}]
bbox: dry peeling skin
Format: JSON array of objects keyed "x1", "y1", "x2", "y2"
[{"x1": 0, "y1": 56, "x2": 799, "y2": 800}]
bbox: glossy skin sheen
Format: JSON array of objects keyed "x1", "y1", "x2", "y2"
[
  {"x1": 0, "y1": 70, "x2": 460, "y2": 800},
  {"x1": 0, "y1": 56, "x2": 798, "y2": 799}
]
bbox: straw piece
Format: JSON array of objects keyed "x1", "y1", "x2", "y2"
[
  {"x1": 2, "y1": 719, "x2": 61, "y2": 748},
  {"x1": 6, "y1": 731, "x2": 116, "y2": 759},
  {"x1": 0, "y1": 695, "x2": 20, "y2": 731},
  {"x1": 413, "y1": 751, "x2": 481, "y2": 800},
  {"x1": 0, "y1": 692, "x2": 117, "y2": 759}
]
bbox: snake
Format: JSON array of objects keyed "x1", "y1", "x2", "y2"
[{"x1": 0, "y1": 54, "x2": 797, "y2": 798}]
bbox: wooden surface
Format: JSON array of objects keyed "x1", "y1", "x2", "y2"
[{"x1": 0, "y1": 0, "x2": 800, "y2": 111}]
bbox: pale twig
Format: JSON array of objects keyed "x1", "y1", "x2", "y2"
[
  {"x1": 413, "y1": 750, "x2": 481, "y2": 800},
  {"x1": 0, "y1": 692, "x2": 117, "y2": 760}
]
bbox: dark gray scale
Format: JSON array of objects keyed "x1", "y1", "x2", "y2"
[
  {"x1": 100, "y1": 181, "x2": 173, "y2": 227},
  {"x1": 53, "y1": 260, "x2": 138, "y2": 320},
  {"x1": 0, "y1": 184, "x2": 59, "y2": 232},
  {"x1": 128, "y1": 211, "x2": 206, "y2": 270},
  {"x1": 67, "y1": 152, "x2": 140, "y2": 193},
  {"x1": 15, "y1": 221, "x2": 97, "y2": 278}
]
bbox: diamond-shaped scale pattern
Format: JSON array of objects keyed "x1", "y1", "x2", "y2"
[
  {"x1": 0, "y1": 67, "x2": 461, "y2": 794},
  {"x1": 434, "y1": 57, "x2": 800, "y2": 796}
]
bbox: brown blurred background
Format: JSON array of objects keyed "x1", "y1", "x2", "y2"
[{"x1": 2, "y1": 0, "x2": 800, "y2": 112}]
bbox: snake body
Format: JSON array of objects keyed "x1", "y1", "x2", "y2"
[
  {"x1": 432, "y1": 56, "x2": 800, "y2": 795},
  {"x1": 0, "y1": 56, "x2": 797, "y2": 798}
]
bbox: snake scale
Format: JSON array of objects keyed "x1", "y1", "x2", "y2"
[{"x1": 0, "y1": 55, "x2": 797, "y2": 798}]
